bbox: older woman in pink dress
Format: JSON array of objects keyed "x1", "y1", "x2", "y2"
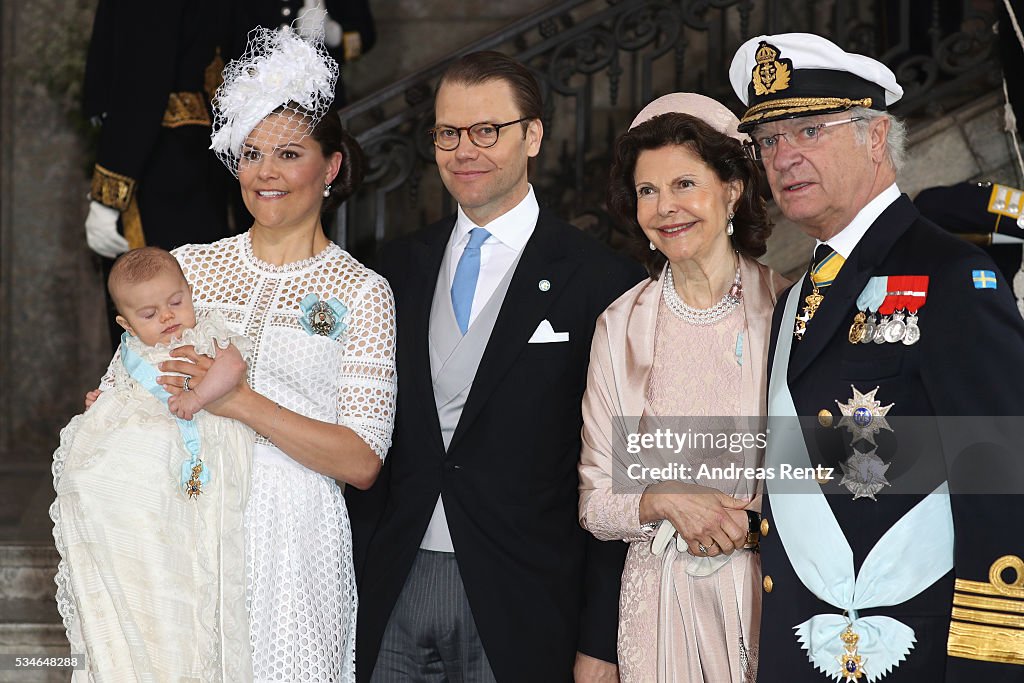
[{"x1": 578, "y1": 94, "x2": 788, "y2": 682}]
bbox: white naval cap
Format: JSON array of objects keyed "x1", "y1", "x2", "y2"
[{"x1": 728, "y1": 33, "x2": 903, "y2": 132}]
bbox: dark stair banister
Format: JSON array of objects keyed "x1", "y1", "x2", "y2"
[{"x1": 334, "y1": 0, "x2": 998, "y2": 264}]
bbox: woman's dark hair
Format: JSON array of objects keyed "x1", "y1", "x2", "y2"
[
  {"x1": 309, "y1": 109, "x2": 365, "y2": 214},
  {"x1": 607, "y1": 112, "x2": 772, "y2": 276}
]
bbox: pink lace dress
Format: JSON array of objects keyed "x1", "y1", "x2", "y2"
[{"x1": 583, "y1": 285, "x2": 763, "y2": 682}]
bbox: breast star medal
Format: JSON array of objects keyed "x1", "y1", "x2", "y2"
[
  {"x1": 837, "y1": 624, "x2": 868, "y2": 681},
  {"x1": 839, "y1": 447, "x2": 891, "y2": 500},
  {"x1": 835, "y1": 385, "x2": 893, "y2": 447}
]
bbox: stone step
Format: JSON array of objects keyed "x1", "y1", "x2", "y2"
[
  {"x1": 0, "y1": 544, "x2": 59, "y2": 603},
  {"x1": 0, "y1": 544, "x2": 70, "y2": 682},
  {"x1": 0, "y1": 601, "x2": 69, "y2": 683}
]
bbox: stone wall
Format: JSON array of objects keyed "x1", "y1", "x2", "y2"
[
  {"x1": 343, "y1": 0, "x2": 552, "y2": 100},
  {"x1": 0, "y1": 0, "x2": 107, "y2": 540}
]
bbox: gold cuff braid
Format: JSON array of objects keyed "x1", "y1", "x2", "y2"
[
  {"x1": 948, "y1": 555, "x2": 1024, "y2": 665},
  {"x1": 90, "y1": 164, "x2": 135, "y2": 212},
  {"x1": 162, "y1": 92, "x2": 211, "y2": 128}
]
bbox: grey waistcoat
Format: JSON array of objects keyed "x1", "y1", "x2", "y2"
[{"x1": 419, "y1": 245, "x2": 524, "y2": 551}]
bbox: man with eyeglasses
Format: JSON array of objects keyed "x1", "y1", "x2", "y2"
[
  {"x1": 729, "y1": 34, "x2": 1024, "y2": 682},
  {"x1": 346, "y1": 50, "x2": 643, "y2": 683}
]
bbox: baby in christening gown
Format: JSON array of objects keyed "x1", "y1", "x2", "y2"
[{"x1": 50, "y1": 247, "x2": 255, "y2": 682}]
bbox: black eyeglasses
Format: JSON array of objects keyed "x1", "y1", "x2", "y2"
[{"x1": 428, "y1": 118, "x2": 531, "y2": 150}]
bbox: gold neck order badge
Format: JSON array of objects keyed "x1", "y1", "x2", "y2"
[
  {"x1": 186, "y1": 461, "x2": 205, "y2": 499},
  {"x1": 837, "y1": 624, "x2": 868, "y2": 680}
]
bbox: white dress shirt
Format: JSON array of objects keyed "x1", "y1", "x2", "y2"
[
  {"x1": 446, "y1": 185, "x2": 539, "y2": 328},
  {"x1": 420, "y1": 186, "x2": 539, "y2": 553},
  {"x1": 817, "y1": 183, "x2": 901, "y2": 259}
]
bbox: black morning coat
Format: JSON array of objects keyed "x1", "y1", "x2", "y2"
[
  {"x1": 345, "y1": 208, "x2": 646, "y2": 682},
  {"x1": 758, "y1": 195, "x2": 1024, "y2": 681}
]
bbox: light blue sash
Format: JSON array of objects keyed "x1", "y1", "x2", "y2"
[
  {"x1": 765, "y1": 286, "x2": 954, "y2": 681},
  {"x1": 120, "y1": 333, "x2": 210, "y2": 493}
]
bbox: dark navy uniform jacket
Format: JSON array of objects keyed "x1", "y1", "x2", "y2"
[
  {"x1": 758, "y1": 195, "x2": 1024, "y2": 682},
  {"x1": 83, "y1": 0, "x2": 234, "y2": 251}
]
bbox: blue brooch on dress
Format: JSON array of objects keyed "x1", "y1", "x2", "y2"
[{"x1": 299, "y1": 293, "x2": 348, "y2": 340}]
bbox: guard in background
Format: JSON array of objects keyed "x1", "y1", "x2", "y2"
[
  {"x1": 233, "y1": 0, "x2": 376, "y2": 106},
  {"x1": 83, "y1": 0, "x2": 235, "y2": 350},
  {"x1": 915, "y1": 181, "x2": 1024, "y2": 285}
]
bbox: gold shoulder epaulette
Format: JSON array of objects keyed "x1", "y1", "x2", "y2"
[
  {"x1": 90, "y1": 164, "x2": 136, "y2": 212},
  {"x1": 987, "y1": 184, "x2": 1024, "y2": 224},
  {"x1": 948, "y1": 555, "x2": 1024, "y2": 665}
]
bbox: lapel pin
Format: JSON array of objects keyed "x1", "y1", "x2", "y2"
[{"x1": 538, "y1": 279, "x2": 551, "y2": 292}]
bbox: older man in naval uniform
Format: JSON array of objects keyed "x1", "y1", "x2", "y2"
[{"x1": 730, "y1": 34, "x2": 1024, "y2": 682}]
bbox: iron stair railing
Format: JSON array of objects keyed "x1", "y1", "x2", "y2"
[{"x1": 335, "y1": 0, "x2": 1000, "y2": 264}]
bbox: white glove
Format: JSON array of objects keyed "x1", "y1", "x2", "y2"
[{"x1": 85, "y1": 200, "x2": 129, "y2": 258}]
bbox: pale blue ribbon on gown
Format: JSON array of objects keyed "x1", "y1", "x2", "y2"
[
  {"x1": 451, "y1": 227, "x2": 491, "y2": 335},
  {"x1": 765, "y1": 285, "x2": 954, "y2": 681},
  {"x1": 120, "y1": 332, "x2": 210, "y2": 492}
]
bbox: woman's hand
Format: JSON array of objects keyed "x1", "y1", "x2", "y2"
[
  {"x1": 639, "y1": 480, "x2": 751, "y2": 557},
  {"x1": 158, "y1": 346, "x2": 248, "y2": 418}
]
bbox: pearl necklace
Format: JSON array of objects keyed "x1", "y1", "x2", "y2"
[{"x1": 662, "y1": 260, "x2": 742, "y2": 326}]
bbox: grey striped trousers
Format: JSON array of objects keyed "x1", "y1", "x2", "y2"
[{"x1": 369, "y1": 549, "x2": 498, "y2": 683}]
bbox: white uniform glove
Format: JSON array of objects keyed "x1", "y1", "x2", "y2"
[
  {"x1": 298, "y1": 0, "x2": 343, "y2": 47},
  {"x1": 85, "y1": 200, "x2": 129, "y2": 258}
]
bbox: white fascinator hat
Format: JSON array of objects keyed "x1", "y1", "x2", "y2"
[{"x1": 210, "y1": 10, "x2": 339, "y2": 176}]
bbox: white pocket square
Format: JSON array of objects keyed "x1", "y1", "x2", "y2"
[{"x1": 528, "y1": 319, "x2": 569, "y2": 344}]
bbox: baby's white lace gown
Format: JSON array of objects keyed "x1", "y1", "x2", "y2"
[
  {"x1": 51, "y1": 312, "x2": 255, "y2": 682},
  {"x1": 176, "y1": 233, "x2": 396, "y2": 682}
]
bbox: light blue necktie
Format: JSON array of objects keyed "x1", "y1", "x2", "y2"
[{"x1": 451, "y1": 227, "x2": 491, "y2": 335}]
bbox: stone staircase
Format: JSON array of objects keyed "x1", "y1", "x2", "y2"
[{"x1": 0, "y1": 544, "x2": 69, "y2": 683}]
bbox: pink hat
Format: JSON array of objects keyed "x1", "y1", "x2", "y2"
[{"x1": 629, "y1": 92, "x2": 747, "y2": 142}]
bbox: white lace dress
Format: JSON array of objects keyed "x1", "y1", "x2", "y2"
[
  {"x1": 172, "y1": 232, "x2": 396, "y2": 682},
  {"x1": 51, "y1": 312, "x2": 256, "y2": 682}
]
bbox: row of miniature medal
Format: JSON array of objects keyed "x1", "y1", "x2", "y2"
[{"x1": 847, "y1": 275, "x2": 928, "y2": 345}]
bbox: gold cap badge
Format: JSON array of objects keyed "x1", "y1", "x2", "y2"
[{"x1": 752, "y1": 41, "x2": 792, "y2": 96}]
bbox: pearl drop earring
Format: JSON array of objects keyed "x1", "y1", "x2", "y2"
[
  {"x1": 323, "y1": 183, "x2": 332, "y2": 198},
  {"x1": 726, "y1": 212, "x2": 735, "y2": 236},
  {"x1": 649, "y1": 241, "x2": 657, "y2": 251}
]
